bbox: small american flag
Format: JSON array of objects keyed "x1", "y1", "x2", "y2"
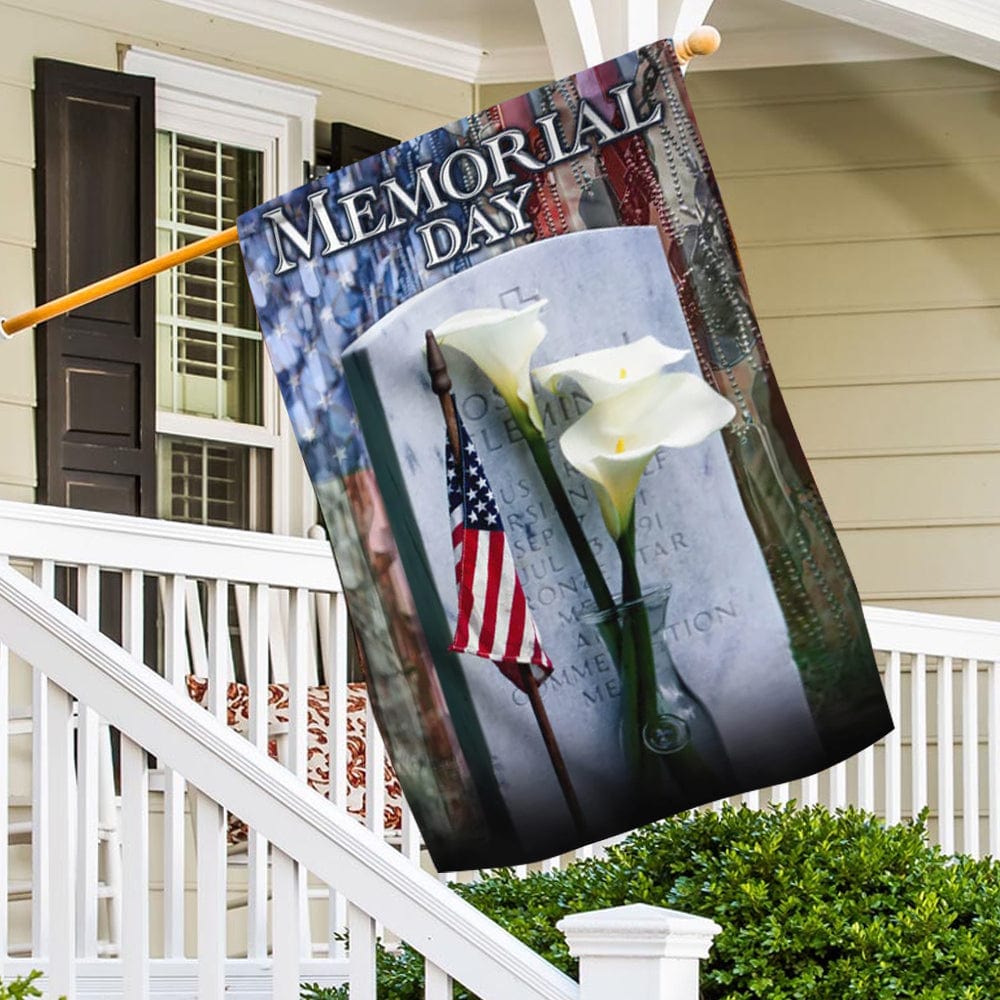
[{"x1": 446, "y1": 406, "x2": 552, "y2": 691}]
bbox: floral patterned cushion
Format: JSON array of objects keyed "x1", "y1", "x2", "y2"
[{"x1": 186, "y1": 677, "x2": 403, "y2": 845}]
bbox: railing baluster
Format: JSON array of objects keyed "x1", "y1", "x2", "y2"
[
  {"x1": 31, "y1": 560, "x2": 54, "y2": 961},
  {"x1": 400, "y1": 801, "x2": 422, "y2": 867},
  {"x1": 273, "y1": 848, "x2": 304, "y2": 994},
  {"x1": 424, "y1": 958, "x2": 452, "y2": 1000},
  {"x1": 273, "y1": 587, "x2": 309, "y2": 978},
  {"x1": 246, "y1": 582, "x2": 269, "y2": 962},
  {"x1": 347, "y1": 903, "x2": 377, "y2": 1000},
  {"x1": 857, "y1": 745, "x2": 875, "y2": 813},
  {"x1": 48, "y1": 676, "x2": 76, "y2": 998},
  {"x1": 76, "y1": 565, "x2": 100, "y2": 959},
  {"x1": 963, "y1": 659, "x2": 980, "y2": 856},
  {"x1": 771, "y1": 783, "x2": 790, "y2": 806},
  {"x1": 194, "y1": 791, "x2": 226, "y2": 999},
  {"x1": 0, "y1": 558, "x2": 8, "y2": 961},
  {"x1": 830, "y1": 761, "x2": 847, "y2": 810},
  {"x1": 938, "y1": 656, "x2": 955, "y2": 854},
  {"x1": 912, "y1": 652, "x2": 928, "y2": 814},
  {"x1": 989, "y1": 661, "x2": 1000, "y2": 858},
  {"x1": 328, "y1": 592, "x2": 349, "y2": 960},
  {"x1": 364, "y1": 692, "x2": 386, "y2": 941},
  {"x1": 743, "y1": 788, "x2": 760, "y2": 810},
  {"x1": 801, "y1": 773, "x2": 819, "y2": 807},
  {"x1": 197, "y1": 578, "x2": 228, "y2": 999},
  {"x1": 121, "y1": 569, "x2": 150, "y2": 998},
  {"x1": 884, "y1": 650, "x2": 902, "y2": 826},
  {"x1": 365, "y1": 696, "x2": 386, "y2": 842},
  {"x1": 162, "y1": 574, "x2": 187, "y2": 959}
]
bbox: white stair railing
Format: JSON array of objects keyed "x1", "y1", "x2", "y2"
[
  {"x1": 0, "y1": 559, "x2": 722, "y2": 999},
  {"x1": 0, "y1": 560, "x2": 581, "y2": 999}
]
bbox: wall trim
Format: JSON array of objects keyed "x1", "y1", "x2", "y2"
[
  {"x1": 161, "y1": 0, "x2": 937, "y2": 84},
  {"x1": 162, "y1": 0, "x2": 486, "y2": 82},
  {"x1": 122, "y1": 46, "x2": 318, "y2": 130}
]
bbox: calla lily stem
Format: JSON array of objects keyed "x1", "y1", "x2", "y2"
[
  {"x1": 616, "y1": 505, "x2": 658, "y2": 778},
  {"x1": 515, "y1": 411, "x2": 621, "y2": 653}
]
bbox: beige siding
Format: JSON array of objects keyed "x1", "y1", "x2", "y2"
[
  {"x1": 686, "y1": 58, "x2": 1000, "y2": 620},
  {"x1": 1, "y1": 13, "x2": 998, "y2": 618},
  {"x1": 0, "y1": 0, "x2": 477, "y2": 507}
]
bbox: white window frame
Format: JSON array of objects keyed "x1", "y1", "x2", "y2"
[{"x1": 123, "y1": 47, "x2": 318, "y2": 535}]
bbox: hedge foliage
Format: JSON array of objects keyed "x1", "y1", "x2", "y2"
[{"x1": 302, "y1": 804, "x2": 1000, "y2": 999}]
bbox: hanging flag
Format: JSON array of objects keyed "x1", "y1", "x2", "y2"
[
  {"x1": 238, "y1": 37, "x2": 894, "y2": 870},
  {"x1": 446, "y1": 405, "x2": 552, "y2": 692}
]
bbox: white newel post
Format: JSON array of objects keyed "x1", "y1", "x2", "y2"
[{"x1": 558, "y1": 904, "x2": 721, "y2": 1000}]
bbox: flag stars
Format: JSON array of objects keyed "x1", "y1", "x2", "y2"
[{"x1": 447, "y1": 426, "x2": 506, "y2": 534}]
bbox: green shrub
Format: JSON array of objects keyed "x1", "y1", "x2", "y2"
[{"x1": 302, "y1": 805, "x2": 1000, "y2": 999}]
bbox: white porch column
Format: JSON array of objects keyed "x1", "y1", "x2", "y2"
[{"x1": 558, "y1": 904, "x2": 721, "y2": 1000}]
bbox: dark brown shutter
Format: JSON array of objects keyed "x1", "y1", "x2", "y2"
[
  {"x1": 33, "y1": 59, "x2": 156, "y2": 517},
  {"x1": 329, "y1": 123, "x2": 397, "y2": 170}
]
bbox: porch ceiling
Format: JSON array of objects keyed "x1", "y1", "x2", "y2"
[{"x1": 164, "y1": 0, "x2": 945, "y2": 82}]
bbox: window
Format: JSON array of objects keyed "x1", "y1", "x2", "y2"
[
  {"x1": 155, "y1": 129, "x2": 270, "y2": 530},
  {"x1": 124, "y1": 47, "x2": 318, "y2": 535}
]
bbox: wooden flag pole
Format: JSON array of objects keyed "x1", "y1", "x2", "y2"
[
  {"x1": 426, "y1": 330, "x2": 588, "y2": 839},
  {"x1": 1, "y1": 226, "x2": 239, "y2": 338},
  {"x1": 0, "y1": 28, "x2": 719, "y2": 341}
]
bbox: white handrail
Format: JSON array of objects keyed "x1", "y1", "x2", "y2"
[
  {"x1": 2, "y1": 498, "x2": 999, "y2": 659},
  {"x1": 0, "y1": 561, "x2": 577, "y2": 1000},
  {"x1": 863, "y1": 604, "x2": 1000, "y2": 661},
  {"x1": 0, "y1": 500, "x2": 339, "y2": 590}
]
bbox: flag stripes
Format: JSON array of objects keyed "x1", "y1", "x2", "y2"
[{"x1": 444, "y1": 404, "x2": 552, "y2": 690}]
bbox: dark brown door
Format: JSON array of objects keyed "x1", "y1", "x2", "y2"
[{"x1": 33, "y1": 59, "x2": 156, "y2": 517}]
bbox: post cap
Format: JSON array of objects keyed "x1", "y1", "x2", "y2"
[{"x1": 558, "y1": 904, "x2": 721, "y2": 960}]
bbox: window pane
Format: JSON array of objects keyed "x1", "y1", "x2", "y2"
[
  {"x1": 156, "y1": 131, "x2": 264, "y2": 425},
  {"x1": 158, "y1": 436, "x2": 271, "y2": 532}
]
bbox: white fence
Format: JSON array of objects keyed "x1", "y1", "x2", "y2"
[
  {"x1": 711, "y1": 607, "x2": 1000, "y2": 859},
  {"x1": 0, "y1": 500, "x2": 997, "y2": 994}
]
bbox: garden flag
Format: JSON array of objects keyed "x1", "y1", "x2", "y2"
[
  {"x1": 445, "y1": 404, "x2": 553, "y2": 688},
  {"x1": 237, "y1": 38, "x2": 893, "y2": 869}
]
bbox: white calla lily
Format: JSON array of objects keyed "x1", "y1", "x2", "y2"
[
  {"x1": 561, "y1": 371, "x2": 736, "y2": 538},
  {"x1": 533, "y1": 336, "x2": 689, "y2": 403},
  {"x1": 434, "y1": 300, "x2": 548, "y2": 431}
]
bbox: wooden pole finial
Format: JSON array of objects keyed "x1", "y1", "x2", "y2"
[
  {"x1": 425, "y1": 330, "x2": 452, "y2": 398},
  {"x1": 675, "y1": 25, "x2": 721, "y2": 65},
  {"x1": 426, "y1": 330, "x2": 462, "y2": 460}
]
